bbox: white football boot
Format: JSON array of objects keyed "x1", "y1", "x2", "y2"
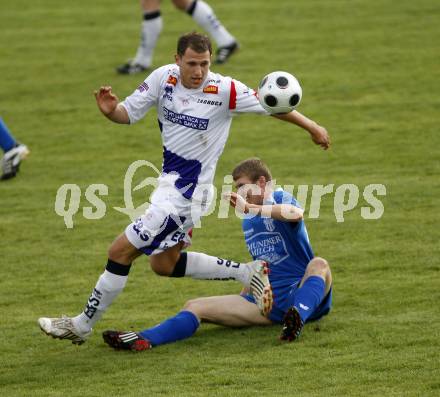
[
  {"x1": 1, "y1": 143, "x2": 30, "y2": 180},
  {"x1": 38, "y1": 316, "x2": 91, "y2": 345},
  {"x1": 248, "y1": 260, "x2": 273, "y2": 317}
]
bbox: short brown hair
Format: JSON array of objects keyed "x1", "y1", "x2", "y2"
[
  {"x1": 177, "y1": 32, "x2": 212, "y2": 56},
  {"x1": 232, "y1": 158, "x2": 272, "y2": 183}
]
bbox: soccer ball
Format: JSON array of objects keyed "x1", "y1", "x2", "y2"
[{"x1": 257, "y1": 71, "x2": 302, "y2": 114}]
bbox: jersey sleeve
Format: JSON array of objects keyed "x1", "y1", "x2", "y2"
[
  {"x1": 229, "y1": 79, "x2": 270, "y2": 115},
  {"x1": 120, "y1": 67, "x2": 163, "y2": 124},
  {"x1": 273, "y1": 190, "x2": 302, "y2": 208}
]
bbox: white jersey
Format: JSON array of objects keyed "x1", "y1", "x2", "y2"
[{"x1": 121, "y1": 64, "x2": 268, "y2": 199}]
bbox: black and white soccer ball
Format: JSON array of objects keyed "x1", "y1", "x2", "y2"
[{"x1": 257, "y1": 71, "x2": 302, "y2": 114}]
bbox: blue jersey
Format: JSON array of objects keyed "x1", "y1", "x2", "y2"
[{"x1": 242, "y1": 190, "x2": 314, "y2": 310}]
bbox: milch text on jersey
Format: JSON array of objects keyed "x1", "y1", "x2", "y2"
[
  {"x1": 163, "y1": 107, "x2": 209, "y2": 130},
  {"x1": 246, "y1": 232, "x2": 290, "y2": 265}
]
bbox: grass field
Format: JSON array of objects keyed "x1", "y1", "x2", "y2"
[{"x1": 1, "y1": 0, "x2": 439, "y2": 395}]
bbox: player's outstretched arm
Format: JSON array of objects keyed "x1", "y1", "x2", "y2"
[
  {"x1": 94, "y1": 86, "x2": 130, "y2": 124},
  {"x1": 272, "y1": 110, "x2": 330, "y2": 150},
  {"x1": 248, "y1": 203, "x2": 304, "y2": 222},
  {"x1": 224, "y1": 192, "x2": 304, "y2": 222}
]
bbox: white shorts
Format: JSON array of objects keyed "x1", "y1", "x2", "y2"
[{"x1": 125, "y1": 175, "x2": 213, "y2": 256}]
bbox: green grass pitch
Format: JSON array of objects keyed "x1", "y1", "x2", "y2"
[{"x1": 0, "y1": 0, "x2": 439, "y2": 395}]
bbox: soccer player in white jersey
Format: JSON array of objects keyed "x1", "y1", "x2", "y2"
[
  {"x1": 38, "y1": 32, "x2": 330, "y2": 345},
  {"x1": 118, "y1": 0, "x2": 239, "y2": 74},
  {"x1": 101, "y1": 158, "x2": 332, "y2": 351}
]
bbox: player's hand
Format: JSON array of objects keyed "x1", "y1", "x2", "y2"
[
  {"x1": 94, "y1": 86, "x2": 119, "y2": 116},
  {"x1": 310, "y1": 124, "x2": 330, "y2": 150},
  {"x1": 223, "y1": 192, "x2": 249, "y2": 213}
]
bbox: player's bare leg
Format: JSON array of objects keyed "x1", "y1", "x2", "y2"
[
  {"x1": 108, "y1": 233, "x2": 143, "y2": 265},
  {"x1": 184, "y1": 295, "x2": 272, "y2": 327},
  {"x1": 299, "y1": 257, "x2": 332, "y2": 295},
  {"x1": 149, "y1": 241, "x2": 185, "y2": 276}
]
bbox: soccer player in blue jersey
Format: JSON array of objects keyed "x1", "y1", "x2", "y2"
[
  {"x1": 101, "y1": 158, "x2": 332, "y2": 351},
  {"x1": 230, "y1": 158, "x2": 333, "y2": 341},
  {"x1": 0, "y1": 117, "x2": 29, "y2": 180}
]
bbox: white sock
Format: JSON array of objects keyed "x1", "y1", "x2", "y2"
[
  {"x1": 189, "y1": 0, "x2": 235, "y2": 48},
  {"x1": 185, "y1": 252, "x2": 251, "y2": 285},
  {"x1": 133, "y1": 13, "x2": 163, "y2": 67},
  {"x1": 72, "y1": 270, "x2": 128, "y2": 333}
]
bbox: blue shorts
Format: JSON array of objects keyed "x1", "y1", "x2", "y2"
[{"x1": 242, "y1": 286, "x2": 332, "y2": 324}]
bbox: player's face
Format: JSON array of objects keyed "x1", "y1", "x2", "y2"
[
  {"x1": 175, "y1": 48, "x2": 211, "y2": 89},
  {"x1": 234, "y1": 175, "x2": 267, "y2": 205}
]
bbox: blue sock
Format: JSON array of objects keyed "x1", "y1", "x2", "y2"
[
  {"x1": 292, "y1": 276, "x2": 326, "y2": 323},
  {"x1": 139, "y1": 310, "x2": 200, "y2": 347},
  {"x1": 0, "y1": 118, "x2": 17, "y2": 152}
]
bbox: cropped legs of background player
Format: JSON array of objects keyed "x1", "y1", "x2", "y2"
[
  {"x1": 117, "y1": 0, "x2": 239, "y2": 74},
  {"x1": 0, "y1": 117, "x2": 29, "y2": 180}
]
